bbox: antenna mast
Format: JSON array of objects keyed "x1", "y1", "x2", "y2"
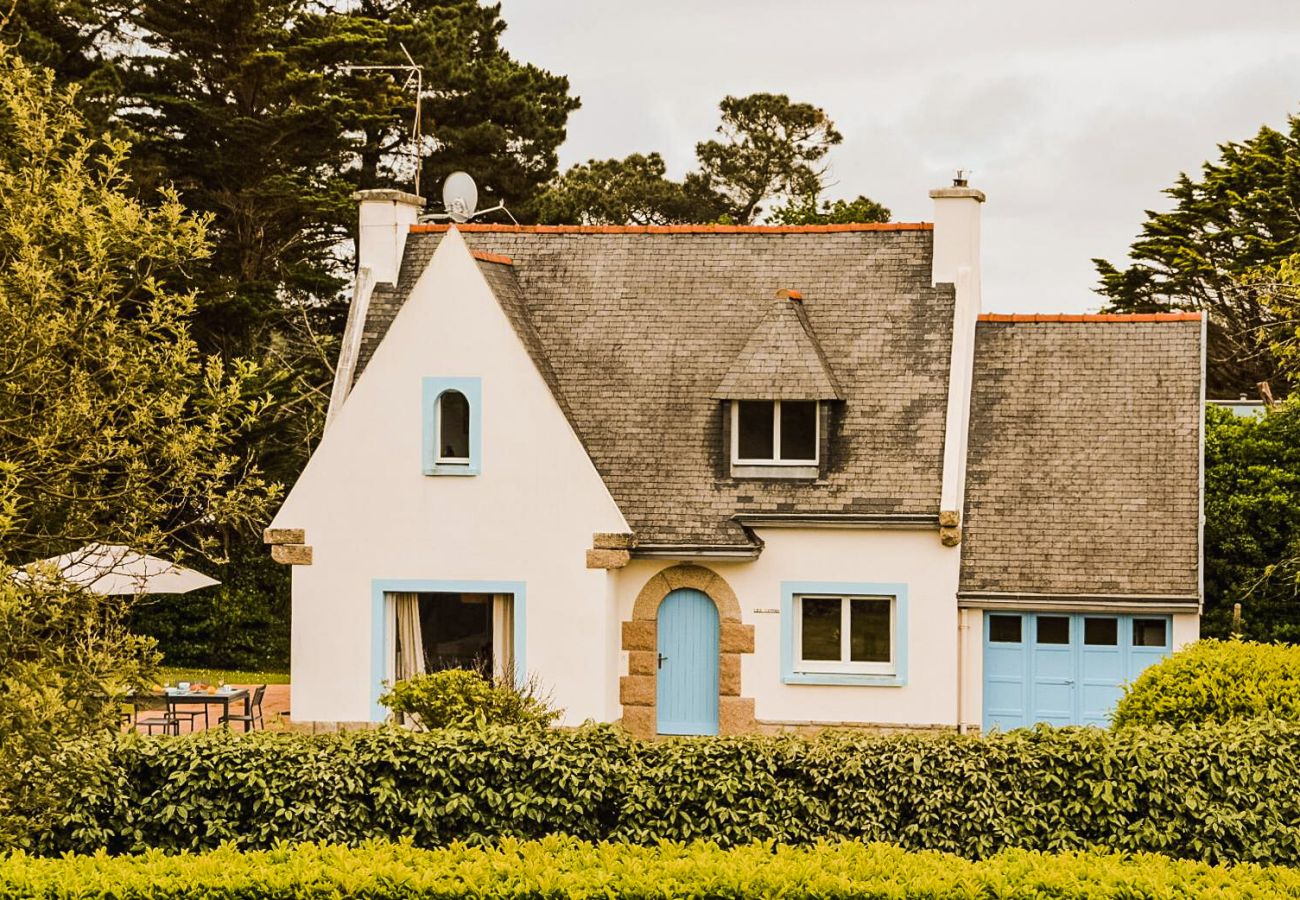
[{"x1": 338, "y1": 43, "x2": 426, "y2": 196}]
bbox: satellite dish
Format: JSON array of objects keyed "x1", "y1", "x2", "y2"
[{"x1": 442, "y1": 171, "x2": 478, "y2": 223}]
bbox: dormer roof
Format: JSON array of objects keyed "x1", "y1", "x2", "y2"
[{"x1": 713, "y1": 291, "x2": 843, "y2": 401}]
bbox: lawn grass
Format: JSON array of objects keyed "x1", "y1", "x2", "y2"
[{"x1": 158, "y1": 667, "x2": 289, "y2": 686}]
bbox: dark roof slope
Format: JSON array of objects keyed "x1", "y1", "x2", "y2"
[
  {"x1": 962, "y1": 317, "x2": 1202, "y2": 598},
  {"x1": 362, "y1": 226, "x2": 956, "y2": 546}
]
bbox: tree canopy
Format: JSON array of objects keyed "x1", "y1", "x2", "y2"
[
  {"x1": 1203, "y1": 401, "x2": 1300, "y2": 642},
  {"x1": 538, "y1": 93, "x2": 883, "y2": 227},
  {"x1": 0, "y1": 50, "x2": 275, "y2": 563},
  {"x1": 695, "y1": 93, "x2": 843, "y2": 225},
  {"x1": 535, "y1": 152, "x2": 726, "y2": 225},
  {"x1": 1095, "y1": 114, "x2": 1300, "y2": 397},
  {"x1": 0, "y1": 47, "x2": 277, "y2": 848}
]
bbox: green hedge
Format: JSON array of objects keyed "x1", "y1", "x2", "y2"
[
  {"x1": 39, "y1": 722, "x2": 1300, "y2": 866},
  {"x1": 4, "y1": 838, "x2": 1300, "y2": 899},
  {"x1": 1114, "y1": 639, "x2": 1300, "y2": 727}
]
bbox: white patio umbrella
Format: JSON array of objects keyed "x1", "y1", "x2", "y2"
[{"x1": 22, "y1": 542, "x2": 219, "y2": 595}]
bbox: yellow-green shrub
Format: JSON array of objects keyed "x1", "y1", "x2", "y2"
[
  {"x1": 379, "y1": 669, "x2": 559, "y2": 730},
  {"x1": 3, "y1": 838, "x2": 1300, "y2": 899},
  {"x1": 1113, "y1": 639, "x2": 1300, "y2": 727},
  {"x1": 40, "y1": 721, "x2": 1300, "y2": 866}
]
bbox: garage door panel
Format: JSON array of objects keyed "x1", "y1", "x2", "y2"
[{"x1": 983, "y1": 612, "x2": 1172, "y2": 730}]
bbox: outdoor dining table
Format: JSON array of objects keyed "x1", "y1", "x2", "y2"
[{"x1": 136, "y1": 687, "x2": 252, "y2": 732}]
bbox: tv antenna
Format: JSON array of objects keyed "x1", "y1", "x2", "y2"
[
  {"x1": 422, "y1": 171, "x2": 518, "y2": 225},
  {"x1": 338, "y1": 43, "x2": 426, "y2": 196}
]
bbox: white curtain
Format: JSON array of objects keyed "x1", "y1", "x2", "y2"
[{"x1": 393, "y1": 593, "x2": 426, "y2": 681}]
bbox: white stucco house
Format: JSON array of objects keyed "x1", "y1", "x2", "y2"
[{"x1": 266, "y1": 179, "x2": 1205, "y2": 736}]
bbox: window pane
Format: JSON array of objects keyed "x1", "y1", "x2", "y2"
[
  {"x1": 800, "y1": 597, "x2": 841, "y2": 661},
  {"x1": 439, "y1": 391, "x2": 470, "y2": 459},
  {"x1": 737, "y1": 401, "x2": 775, "y2": 459},
  {"x1": 418, "y1": 593, "x2": 493, "y2": 672},
  {"x1": 1036, "y1": 616, "x2": 1070, "y2": 644},
  {"x1": 849, "y1": 598, "x2": 891, "y2": 662},
  {"x1": 1084, "y1": 617, "x2": 1118, "y2": 646},
  {"x1": 1133, "y1": 618, "x2": 1167, "y2": 647},
  {"x1": 988, "y1": 614, "x2": 1022, "y2": 643},
  {"x1": 779, "y1": 401, "x2": 817, "y2": 461}
]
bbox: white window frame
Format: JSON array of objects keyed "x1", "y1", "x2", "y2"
[
  {"x1": 435, "y1": 389, "x2": 471, "y2": 466},
  {"x1": 730, "y1": 400, "x2": 819, "y2": 466},
  {"x1": 793, "y1": 593, "x2": 896, "y2": 676}
]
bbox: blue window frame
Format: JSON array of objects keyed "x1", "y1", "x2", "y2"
[
  {"x1": 780, "y1": 581, "x2": 908, "y2": 686},
  {"x1": 422, "y1": 377, "x2": 481, "y2": 475}
]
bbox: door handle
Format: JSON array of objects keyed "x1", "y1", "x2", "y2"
[{"x1": 657, "y1": 653, "x2": 668, "y2": 669}]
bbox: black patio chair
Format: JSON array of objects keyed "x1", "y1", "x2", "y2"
[
  {"x1": 220, "y1": 684, "x2": 267, "y2": 731},
  {"x1": 133, "y1": 702, "x2": 181, "y2": 736}
]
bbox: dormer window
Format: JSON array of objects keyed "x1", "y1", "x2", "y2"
[{"x1": 732, "y1": 400, "x2": 818, "y2": 465}]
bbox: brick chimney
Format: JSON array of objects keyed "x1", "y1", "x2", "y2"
[
  {"x1": 353, "y1": 189, "x2": 425, "y2": 285},
  {"x1": 931, "y1": 175, "x2": 986, "y2": 540}
]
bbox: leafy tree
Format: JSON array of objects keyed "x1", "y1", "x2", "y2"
[
  {"x1": 539, "y1": 94, "x2": 884, "y2": 228},
  {"x1": 0, "y1": 0, "x2": 127, "y2": 105},
  {"x1": 1094, "y1": 114, "x2": 1300, "y2": 396},
  {"x1": 0, "y1": 49, "x2": 275, "y2": 846},
  {"x1": 770, "y1": 194, "x2": 891, "y2": 226},
  {"x1": 695, "y1": 93, "x2": 843, "y2": 224},
  {"x1": 535, "y1": 152, "x2": 727, "y2": 225},
  {"x1": 1203, "y1": 401, "x2": 1300, "y2": 642}
]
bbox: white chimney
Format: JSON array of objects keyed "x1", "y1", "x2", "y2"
[
  {"x1": 932, "y1": 176, "x2": 986, "y2": 541},
  {"x1": 326, "y1": 189, "x2": 425, "y2": 430},
  {"x1": 353, "y1": 189, "x2": 425, "y2": 285}
]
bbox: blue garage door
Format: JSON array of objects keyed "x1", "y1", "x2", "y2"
[{"x1": 983, "y1": 612, "x2": 1172, "y2": 730}]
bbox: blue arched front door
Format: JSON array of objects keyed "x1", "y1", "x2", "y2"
[{"x1": 656, "y1": 588, "x2": 720, "y2": 735}]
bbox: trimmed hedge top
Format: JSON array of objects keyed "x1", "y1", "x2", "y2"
[
  {"x1": 39, "y1": 721, "x2": 1300, "y2": 866},
  {"x1": 4, "y1": 838, "x2": 1300, "y2": 899},
  {"x1": 1114, "y1": 638, "x2": 1300, "y2": 727}
]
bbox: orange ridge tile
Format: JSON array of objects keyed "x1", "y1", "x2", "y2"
[
  {"x1": 978, "y1": 312, "x2": 1202, "y2": 323},
  {"x1": 470, "y1": 249, "x2": 514, "y2": 265},
  {"x1": 410, "y1": 222, "x2": 933, "y2": 234}
]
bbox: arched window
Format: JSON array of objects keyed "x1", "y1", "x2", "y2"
[
  {"x1": 437, "y1": 390, "x2": 471, "y2": 463},
  {"x1": 422, "y1": 377, "x2": 480, "y2": 476}
]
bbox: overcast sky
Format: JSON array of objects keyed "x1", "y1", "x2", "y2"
[{"x1": 495, "y1": 0, "x2": 1300, "y2": 313}]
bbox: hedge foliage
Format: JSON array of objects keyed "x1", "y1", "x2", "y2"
[
  {"x1": 36, "y1": 722, "x2": 1300, "y2": 866},
  {"x1": 5, "y1": 838, "x2": 1300, "y2": 899},
  {"x1": 1114, "y1": 639, "x2": 1300, "y2": 728}
]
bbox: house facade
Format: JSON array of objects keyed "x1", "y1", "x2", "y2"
[{"x1": 267, "y1": 182, "x2": 1205, "y2": 736}]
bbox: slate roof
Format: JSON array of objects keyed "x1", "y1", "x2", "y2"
[
  {"x1": 353, "y1": 225, "x2": 1203, "y2": 598},
  {"x1": 359, "y1": 225, "x2": 956, "y2": 547},
  {"x1": 963, "y1": 316, "x2": 1203, "y2": 598},
  {"x1": 713, "y1": 294, "x2": 843, "y2": 400}
]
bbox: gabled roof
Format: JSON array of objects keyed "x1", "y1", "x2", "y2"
[
  {"x1": 352, "y1": 225, "x2": 1203, "y2": 598},
  {"x1": 713, "y1": 293, "x2": 843, "y2": 401},
  {"x1": 358, "y1": 225, "x2": 955, "y2": 547}
]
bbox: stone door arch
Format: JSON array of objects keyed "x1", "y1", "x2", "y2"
[{"x1": 620, "y1": 564, "x2": 755, "y2": 737}]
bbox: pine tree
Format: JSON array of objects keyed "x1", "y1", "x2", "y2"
[
  {"x1": 328, "y1": 0, "x2": 580, "y2": 221},
  {"x1": 1095, "y1": 114, "x2": 1300, "y2": 396}
]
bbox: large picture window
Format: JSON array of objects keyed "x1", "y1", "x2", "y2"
[
  {"x1": 781, "y1": 581, "x2": 908, "y2": 686},
  {"x1": 732, "y1": 400, "x2": 818, "y2": 465}
]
